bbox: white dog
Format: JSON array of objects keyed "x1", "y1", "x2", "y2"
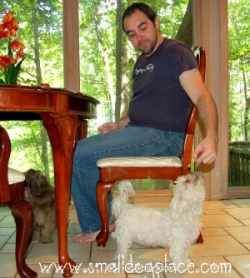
[{"x1": 112, "y1": 173, "x2": 205, "y2": 265}]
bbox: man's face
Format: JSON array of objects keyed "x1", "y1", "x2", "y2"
[{"x1": 124, "y1": 10, "x2": 159, "y2": 55}]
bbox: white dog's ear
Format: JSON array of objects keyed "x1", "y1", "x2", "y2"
[
  {"x1": 169, "y1": 181, "x2": 189, "y2": 218},
  {"x1": 170, "y1": 184, "x2": 181, "y2": 206},
  {"x1": 170, "y1": 193, "x2": 185, "y2": 218}
]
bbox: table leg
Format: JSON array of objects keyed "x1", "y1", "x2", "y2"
[
  {"x1": 77, "y1": 119, "x2": 87, "y2": 139},
  {"x1": 41, "y1": 113, "x2": 78, "y2": 277}
]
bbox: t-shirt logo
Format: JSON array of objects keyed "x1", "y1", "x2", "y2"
[{"x1": 135, "y1": 63, "x2": 154, "y2": 76}]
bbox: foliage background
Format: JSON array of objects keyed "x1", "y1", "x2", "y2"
[{"x1": 228, "y1": 0, "x2": 250, "y2": 143}]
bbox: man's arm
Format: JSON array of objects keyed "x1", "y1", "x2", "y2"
[
  {"x1": 117, "y1": 115, "x2": 130, "y2": 128},
  {"x1": 179, "y1": 69, "x2": 218, "y2": 165}
]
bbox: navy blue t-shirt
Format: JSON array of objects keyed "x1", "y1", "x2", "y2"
[{"x1": 128, "y1": 38, "x2": 197, "y2": 132}]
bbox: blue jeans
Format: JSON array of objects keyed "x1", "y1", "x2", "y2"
[{"x1": 71, "y1": 125, "x2": 184, "y2": 233}]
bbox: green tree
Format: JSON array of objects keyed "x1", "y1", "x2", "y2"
[
  {"x1": 228, "y1": 0, "x2": 250, "y2": 142},
  {"x1": 0, "y1": 0, "x2": 63, "y2": 181}
]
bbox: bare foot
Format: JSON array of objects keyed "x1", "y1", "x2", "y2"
[
  {"x1": 74, "y1": 224, "x2": 115, "y2": 245},
  {"x1": 73, "y1": 232, "x2": 99, "y2": 244}
]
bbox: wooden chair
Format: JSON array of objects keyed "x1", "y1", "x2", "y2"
[
  {"x1": 0, "y1": 125, "x2": 37, "y2": 278},
  {"x1": 96, "y1": 47, "x2": 206, "y2": 247}
]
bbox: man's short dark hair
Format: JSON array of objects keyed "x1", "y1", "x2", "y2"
[{"x1": 122, "y1": 2, "x2": 157, "y2": 31}]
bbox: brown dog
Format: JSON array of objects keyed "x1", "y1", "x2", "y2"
[{"x1": 25, "y1": 169, "x2": 55, "y2": 243}]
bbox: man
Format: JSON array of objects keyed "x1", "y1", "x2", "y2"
[{"x1": 72, "y1": 2, "x2": 217, "y2": 244}]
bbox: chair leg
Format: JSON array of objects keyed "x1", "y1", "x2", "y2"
[
  {"x1": 96, "y1": 181, "x2": 112, "y2": 247},
  {"x1": 10, "y1": 200, "x2": 37, "y2": 278},
  {"x1": 196, "y1": 232, "x2": 204, "y2": 244}
]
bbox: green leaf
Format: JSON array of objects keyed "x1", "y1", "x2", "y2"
[
  {"x1": 5, "y1": 64, "x2": 17, "y2": 84},
  {"x1": 8, "y1": 39, "x2": 13, "y2": 58},
  {"x1": 12, "y1": 59, "x2": 25, "y2": 84}
]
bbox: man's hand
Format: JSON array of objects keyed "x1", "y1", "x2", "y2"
[
  {"x1": 98, "y1": 116, "x2": 129, "y2": 134},
  {"x1": 194, "y1": 136, "x2": 217, "y2": 165},
  {"x1": 98, "y1": 122, "x2": 119, "y2": 134}
]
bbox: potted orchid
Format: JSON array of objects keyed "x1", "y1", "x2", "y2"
[{"x1": 0, "y1": 11, "x2": 25, "y2": 84}]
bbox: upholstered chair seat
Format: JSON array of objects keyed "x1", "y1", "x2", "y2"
[
  {"x1": 97, "y1": 156, "x2": 182, "y2": 168},
  {"x1": 0, "y1": 125, "x2": 36, "y2": 277},
  {"x1": 8, "y1": 168, "x2": 25, "y2": 184}
]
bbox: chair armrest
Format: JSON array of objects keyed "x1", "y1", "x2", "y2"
[{"x1": 0, "y1": 125, "x2": 11, "y2": 203}]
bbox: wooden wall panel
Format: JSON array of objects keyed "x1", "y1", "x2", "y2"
[
  {"x1": 63, "y1": 0, "x2": 80, "y2": 93},
  {"x1": 193, "y1": 0, "x2": 229, "y2": 199}
]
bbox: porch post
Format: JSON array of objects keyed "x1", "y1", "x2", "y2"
[
  {"x1": 192, "y1": 0, "x2": 229, "y2": 199},
  {"x1": 63, "y1": 0, "x2": 80, "y2": 92}
]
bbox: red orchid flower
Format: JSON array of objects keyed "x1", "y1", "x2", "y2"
[
  {"x1": 0, "y1": 11, "x2": 25, "y2": 84},
  {"x1": 0, "y1": 55, "x2": 15, "y2": 69},
  {"x1": 11, "y1": 40, "x2": 24, "y2": 50}
]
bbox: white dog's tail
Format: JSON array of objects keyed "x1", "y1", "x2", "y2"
[{"x1": 112, "y1": 180, "x2": 135, "y2": 219}]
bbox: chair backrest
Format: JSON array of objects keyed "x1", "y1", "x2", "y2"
[
  {"x1": 0, "y1": 125, "x2": 11, "y2": 203},
  {"x1": 181, "y1": 47, "x2": 206, "y2": 170}
]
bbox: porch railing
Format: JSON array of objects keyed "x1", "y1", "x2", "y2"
[{"x1": 229, "y1": 142, "x2": 250, "y2": 187}]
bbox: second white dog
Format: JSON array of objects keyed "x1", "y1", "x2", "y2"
[{"x1": 112, "y1": 173, "x2": 205, "y2": 265}]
